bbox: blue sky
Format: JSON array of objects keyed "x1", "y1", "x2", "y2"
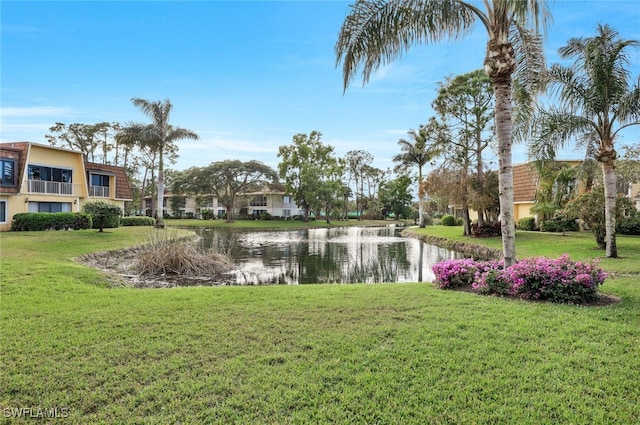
[{"x1": 1, "y1": 1, "x2": 639, "y2": 173}]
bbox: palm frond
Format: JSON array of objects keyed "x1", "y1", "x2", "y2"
[
  {"x1": 546, "y1": 64, "x2": 591, "y2": 114},
  {"x1": 529, "y1": 107, "x2": 594, "y2": 160},
  {"x1": 131, "y1": 97, "x2": 173, "y2": 129},
  {"x1": 510, "y1": 22, "x2": 546, "y2": 143},
  {"x1": 335, "y1": 0, "x2": 476, "y2": 91},
  {"x1": 167, "y1": 126, "x2": 200, "y2": 143},
  {"x1": 613, "y1": 81, "x2": 640, "y2": 133}
]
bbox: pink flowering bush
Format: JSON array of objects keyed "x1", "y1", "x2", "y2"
[
  {"x1": 432, "y1": 254, "x2": 607, "y2": 304},
  {"x1": 431, "y1": 258, "x2": 481, "y2": 289}
]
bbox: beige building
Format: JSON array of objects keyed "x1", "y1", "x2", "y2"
[
  {"x1": 512, "y1": 160, "x2": 582, "y2": 223},
  {"x1": 512, "y1": 160, "x2": 640, "y2": 223},
  {"x1": 146, "y1": 183, "x2": 304, "y2": 219},
  {"x1": 0, "y1": 142, "x2": 133, "y2": 231},
  {"x1": 238, "y1": 183, "x2": 303, "y2": 218},
  {"x1": 446, "y1": 160, "x2": 640, "y2": 225}
]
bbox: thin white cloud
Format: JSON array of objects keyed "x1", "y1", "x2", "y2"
[
  {"x1": 0, "y1": 106, "x2": 74, "y2": 118},
  {"x1": 0, "y1": 24, "x2": 45, "y2": 34},
  {"x1": 0, "y1": 123, "x2": 52, "y2": 144}
]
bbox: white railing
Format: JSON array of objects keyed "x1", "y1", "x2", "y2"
[
  {"x1": 27, "y1": 179, "x2": 75, "y2": 195},
  {"x1": 89, "y1": 186, "x2": 110, "y2": 197}
]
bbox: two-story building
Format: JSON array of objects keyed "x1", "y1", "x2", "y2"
[
  {"x1": 145, "y1": 183, "x2": 305, "y2": 219},
  {"x1": 0, "y1": 142, "x2": 133, "y2": 231},
  {"x1": 238, "y1": 183, "x2": 303, "y2": 218}
]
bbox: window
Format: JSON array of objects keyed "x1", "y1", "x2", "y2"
[
  {"x1": 0, "y1": 200, "x2": 6, "y2": 223},
  {"x1": 89, "y1": 174, "x2": 111, "y2": 197},
  {"x1": 250, "y1": 196, "x2": 267, "y2": 207},
  {"x1": 37, "y1": 202, "x2": 72, "y2": 213},
  {"x1": 91, "y1": 174, "x2": 110, "y2": 187},
  {"x1": 28, "y1": 165, "x2": 72, "y2": 183},
  {"x1": 283, "y1": 196, "x2": 291, "y2": 204},
  {"x1": 201, "y1": 197, "x2": 214, "y2": 208},
  {"x1": 0, "y1": 159, "x2": 16, "y2": 187}
]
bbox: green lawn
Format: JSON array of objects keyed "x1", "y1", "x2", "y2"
[{"x1": 1, "y1": 226, "x2": 639, "y2": 424}]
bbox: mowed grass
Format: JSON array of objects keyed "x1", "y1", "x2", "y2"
[{"x1": 1, "y1": 226, "x2": 640, "y2": 424}]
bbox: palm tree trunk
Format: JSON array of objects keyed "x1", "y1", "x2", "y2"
[
  {"x1": 493, "y1": 76, "x2": 516, "y2": 267},
  {"x1": 602, "y1": 160, "x2": 618, "y2": 258},
  {"x1": 418, "y1": 166, "x2": 424, "y2": 228},
  {"x1": 155, "y1": 148, "x2": 165, "y2": 228}
]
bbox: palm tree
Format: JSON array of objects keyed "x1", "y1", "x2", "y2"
[
  {"x1": 336, "y1": 0, "x2": 549, "y2": 267},
  {"x1": 392, "y1": 118, "x2": 443, "y2": 228},
  {"x1": 131, "y1": 98, "x2": 200, "y2": 228},
  {"x1": 530, "y1": 25, "x2": 640, "y2": 258}
]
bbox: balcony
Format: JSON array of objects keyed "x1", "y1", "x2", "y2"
[
  {"x1": 27, "y1": 179, "x2": 76, "y2": 196},
  {"x1": 89, "y1": 185, "x2": 110, "y2": 198}
]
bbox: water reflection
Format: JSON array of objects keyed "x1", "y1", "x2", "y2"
[{"x1": 196, "y1": 226, "x2": 460, "y2": 285}]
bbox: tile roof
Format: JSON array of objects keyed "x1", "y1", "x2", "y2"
[
  {"x1": 2, "y1": 142, "x2": 133, "y2": 201},
  {"x1": 85, "y1": 161, "x2": 134, "y2": 200},
  {"x1": 0, "y1": 142, "x2": 28, "y2": 194},
  {"x1": 512, "y1": 163, "x2": 540, "y2": 203}
]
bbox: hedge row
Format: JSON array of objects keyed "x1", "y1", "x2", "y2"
[
  {"x1": 11, "y1": 212, "x2": 92, "y2": 231},
  {"x1": 121, "y1": 216, "x2": 155, "y2": 226}
]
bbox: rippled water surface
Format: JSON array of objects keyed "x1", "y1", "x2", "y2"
[{"x1": 196, "y1": 225, "x2": 461, "y2": 285}]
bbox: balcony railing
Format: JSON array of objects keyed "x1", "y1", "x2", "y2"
[
  {"x1": 27, "y1": 179, "x2": 76, "y2": 196},
  {"x1": 89, "y1": 185, "x2": 110, "y2": 198}
]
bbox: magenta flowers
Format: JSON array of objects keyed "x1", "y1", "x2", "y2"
[{"x1": 432, "y1": 254, "x2": 607, "y2": 304}]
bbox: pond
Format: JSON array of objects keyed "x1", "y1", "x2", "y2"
[{"x1": 196, "y1": 225, "x2": 461, "y2": 285}]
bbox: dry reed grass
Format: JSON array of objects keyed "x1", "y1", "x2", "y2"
[{"x1": 134, "y1": 230, "x2": 234, "y2": 278}]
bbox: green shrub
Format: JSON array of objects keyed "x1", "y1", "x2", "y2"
[
  {"x1": 539, "y1": 211, "x2": 578, "y2": 233},
  {"x1": 455, "y1": 217, "x2": 463, "y2": 226},
  {"x1": 200, "y1": 209, "x2": 215, "y2": 220},
  {"x1": 441, "y1": 214, "x2": 455, "y2": 226},
  {"x1": 96, "y1": 215, "x2": 120, "y2": 229},
  {"x1": 617, "y1": 216, "x2": 640, "y2": 235},
  {"x1": 83, "y1": 201, "x2": 123, "y2": 231},
  {"x1": 517, "y1": 216, "x2": 537, "y2": 231},
  {"x1": 540, "y1": 218, "x2": 578, "y2": 232},
  {"x1": 11, "y1": 212, "x2": 92, "y2": 231},
  {"x1": 471, "y1": 222, "x2": 501, "y2": 237},
  {"x1": 563, "y1": 187, "x2": 632, "y2": 247},
  {"x1": 121, "y1": 216, "x2": 155, "y2": 227}
]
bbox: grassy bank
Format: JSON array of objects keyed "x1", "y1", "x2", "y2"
[
  {"x1": 1, "y1": 226, "x2": 639, "y2": 424},
  {"x1": 164, "y1": 218, "x2": 411, "y2": 230},
  {"x1": 408, "y1": 226, "x2": 640, "y2": 275}
]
